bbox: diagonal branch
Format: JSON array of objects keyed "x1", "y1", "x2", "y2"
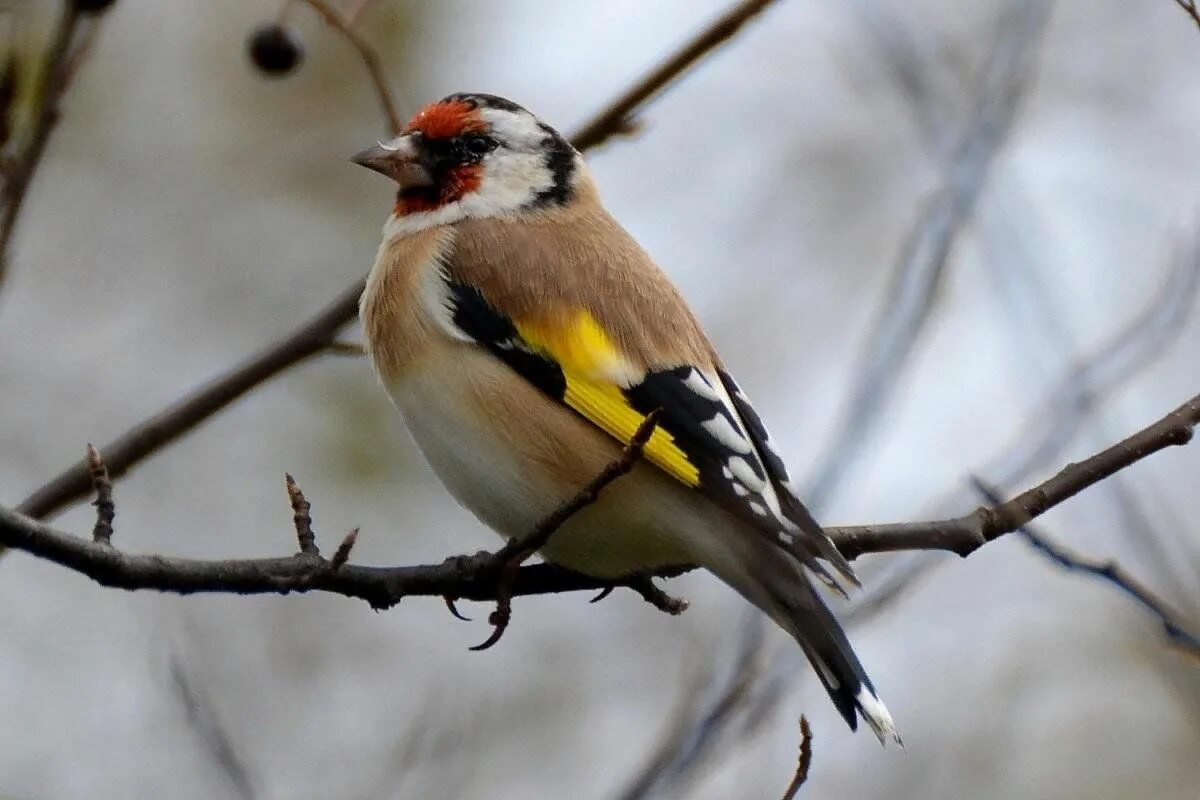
[
  {"x1": 972, "y1": 479, "x2": 1200, "y2": 656},
  {"x1": 830, "y1": 393, "x2": 1200, "y2": 560},
  {"x1": 0, "y1": 4, "x2": 98, "y2": 291}
]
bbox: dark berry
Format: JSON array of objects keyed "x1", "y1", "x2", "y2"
[
  {"x1": 248, "y1": 24, "x2": 303, "y2": 77},
  {"x1": 72, "y1": 0, "x2": 118, "y2": 12}
]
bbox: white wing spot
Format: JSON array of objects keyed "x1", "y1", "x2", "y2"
[
  {"x1": 727, "y1": 457, "x2": 766, "y2": 492},
  {"x1": 701, "y1": 413, "x2": 753, "y2": 454},
  {"x1": 777, "y1": 530, "x2": 794, "y2": 544},
  {"x1": 732, "y1": 483, "x2": 749, "y2": 497},
  {"x1": 721, "y1": 465, "x2": 734, "y2": 480},
  {"x1": 682, "y1": 368, "x2": 723, "y2": 401},
  {"x1": 749, "y1": 501, "x2": 768, "y2": 516}
]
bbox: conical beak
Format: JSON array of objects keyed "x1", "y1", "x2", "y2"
[{"x1": 351, "y1": 138, "x2": 435, "y2": 190}]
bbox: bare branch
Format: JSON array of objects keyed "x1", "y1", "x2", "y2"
[
  {"x1": 1174, "y1": 0, "x2": 1200, "y2": 31},
  {"x1": 0, "y1": 5, "x2": 97, "y2": 290},
  {"x1": 831, "y1": 392, "x2": 1200, "y2": 559},
  {"x1": 298, "y1": 0, "x2": 402, "y2": 134},
  {"x1": 285, "y1": 473, "x2": 318, "y2": 556},
  {"x1": 570, "y1": 0, "x2": 781, "y2": 151},
  {"x1": 15, "y1": 281, "x2": 365, "y2": 521},
  {"x1": 1, "y1": 393, "x2": 1195, "y2": 623},
  {"x1": 9, "y1": 0, "x2": 780, "y2": 529},
  {"x1": 972, "y1": 479, "x2": 1200, "y2": 657},
  {"x1": 85, "y1": 444, "x2": 113, "y2": 546},
  {"x1": 780, "y1": 716, "x2": 813, "y2": 800}
]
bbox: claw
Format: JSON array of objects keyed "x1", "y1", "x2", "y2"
[
  {"x1": 444, "y1": 596, "x2": 471, "y2": 621},
  {"x1": 468, "y1": 602, "x2": 511, "y2": 651},
  {"x1": 589, "y1": 586, "x2": 615, "y2": 604}
]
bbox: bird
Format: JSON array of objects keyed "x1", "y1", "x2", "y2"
[{"x1": 352, "y1": 92, "x2": 899, "y2": 744}]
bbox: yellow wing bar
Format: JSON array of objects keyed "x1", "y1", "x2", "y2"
[{"x1": 516, "y1": 310, "x2": 701, "y2": 488}]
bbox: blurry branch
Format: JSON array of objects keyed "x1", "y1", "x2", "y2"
[
  {"x1": 972, "y1": 479, "x2": 1200, "y2": 657},
  {"x1": 0, "y1": 3, "x2": 102, "y2": 291},
  {"x1": 169, "y1": 655, "x2": 259, "y2": 800},
  {"x1": 298, "y1": 0, "x2": 401, "y2": 134},
  {"x1": 617, "y1": 624, "x2": 764, "y2": 800},
  {"x1": 570, "y1": 0, "x2": 780, "y2": 151},
  {"x1": 1174, "y1": 0, "x2": 1200, "y2": 31},
  {"x1": 6, "y1": 0, "x2": 784, "y2": 531},
  {"x1": 2, "y1": 393, "x2": 1196, "y2": 615},
  {"x1": 631, "y1": 6, "x2": 1052, "y2": 787},
  {"x1": 780, "y1": 717, "x2": 813, "y2": 800},
  {"x1": 806, "y1": 0, "x2": 1049, "y2": 506},
  {"x1": 15, "y1": 281, "x2": 366, "y2": 520}
]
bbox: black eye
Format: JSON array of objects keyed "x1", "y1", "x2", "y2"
[{"x1": 461, "y1": 133, "x2": 497, "y2": 156}]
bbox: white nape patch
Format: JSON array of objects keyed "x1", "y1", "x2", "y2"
[
  {"x1": 701, "y1": 412, "x2": 752, "y2": 454},
  {"x1": 856, "y1": 687, "x2": 901, "y2": 746},
  {"x1": 682, "y1": 368, "x2": 723, "y2": 401},
  {"x1": 726, "y1": 456, "x2": 766, "y2": 493}
]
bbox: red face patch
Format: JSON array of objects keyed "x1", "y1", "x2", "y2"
[
  {"x1": 393, "y1": 163, "x2": 483, "y2": 216},
  {"x1": 404, "y1": 99, "x2": 486, "y2": 140}
]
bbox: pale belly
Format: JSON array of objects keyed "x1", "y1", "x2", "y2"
[{"x1": 383, "y1": 346, "x2": 705, "y2": 578}]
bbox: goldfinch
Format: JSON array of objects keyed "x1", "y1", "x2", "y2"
[{"x1": 353, "y1": 93, "x2": 898, "y2": 743}]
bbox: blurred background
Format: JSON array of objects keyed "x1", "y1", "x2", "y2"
[{"x1": 1, "y1": 0, "x2": 1198, "y2": 797}]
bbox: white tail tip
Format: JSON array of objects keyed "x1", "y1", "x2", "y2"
[{"x1": 856, "y1": 687, "x2": 903, "y2": 747}]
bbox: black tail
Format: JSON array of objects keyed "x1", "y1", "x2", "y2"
[
  {"x1": 780, "y1": 577, "x2": 899, "y2": 744},
  {"x1": 711, "y1": 536, "x2": 901, "y2": 744}
]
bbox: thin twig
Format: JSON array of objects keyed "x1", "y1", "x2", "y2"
[
  {"x1": 0, "y1": 4, "x2": 86, "y2": 290},
  {"x1": 780, "y1": 716, "x2": 813, "y2": 800},
  {"x1": 972, "y1": 479, "x2": 1200, "y2": 657},
  {"x1": 285, "y1": 473, "x2": 318, "y2": 556},
  {"x1": 469, "y1": 411, "x2": 662, "y2": 650},
  {"x1": 85, "y1": 444, "x2": 113, "y2": 546},
  {"x1": 1174, "y1": 0, "x2": 1200, "y2": 31},
  {"x1": 1, "y1": 393, "x2": 1195, "y2": 611},
  {"x1": 329, "y1": 528, "x2": 358, "y2": 571},
  {"x1": 299, "y1": 0, "x2": 402, "y2": 134},
  {"x1": 10, "y1": 0, "x2": 778, "y2": 529},
  {"x1": 570, "y1": 0, "x2": 781, "y2": 151}
]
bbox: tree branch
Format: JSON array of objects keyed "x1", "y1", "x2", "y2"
[
  {"x1": 0, "y1": 4, "x2": 97, "y2": 291},
  {"x1": 830, "y1": 393, "x2": 1200, "y2": 559},
  {"x1": 972, "y1": 479, "x2": 1200, "y2": 657},
  {"x1": 569, "y1": 0, "x2": 781, "y2": 152},
  {"x1": 9, "y1": 0, "x2": 785, "y2": 527},
  {"x1": 299, "y1": 0, "x2": 402, "y2": 134},
  {"x1": 1174, "y1": 0, "x2": 1200, "y2": 31},
  {"x1": 780, "y1": 716, "x2": 813, "y2": 800},
  {"x1": 2, "y1": 393, "x2": 1196, "y2": 610}
]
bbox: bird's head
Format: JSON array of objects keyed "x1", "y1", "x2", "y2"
[{"x1": 353, "y1": 93, "x2": 579, "y2": 233}]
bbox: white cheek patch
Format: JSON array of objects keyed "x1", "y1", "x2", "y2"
[{"x1": 461, "y1": 151, "x2": 554, "y2": 218}]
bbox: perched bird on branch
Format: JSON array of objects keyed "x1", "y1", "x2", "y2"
[{"x1": 353, "y1": 93, "x2": 899, "y2": 744}]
